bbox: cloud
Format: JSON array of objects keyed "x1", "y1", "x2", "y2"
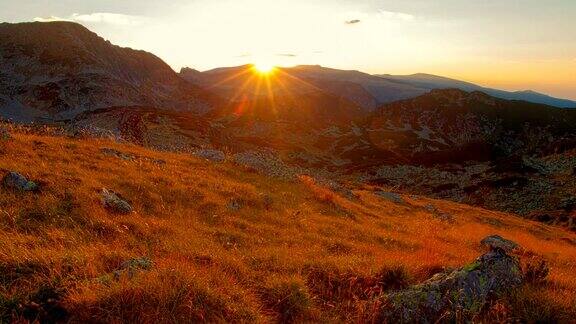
[
  {"x1": 378, "y1": 10, "x2": 415, "y2": 21},
  {"x1": 276, "y1": 53, "x2": 297, "y2": 57},
  {"x1": 33, "y1": 16, "x2": 72, "y2": 22},
  {"x1": 34, "y1": 13, "x2": 146, "y2": 26},
  {"x1": 345, "y1": 19, "x2": 361, "y2": 25}
]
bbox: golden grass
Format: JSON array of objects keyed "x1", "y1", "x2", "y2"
[{"x1": 0, "y1": 129, "x2": 575, "y2": 322}]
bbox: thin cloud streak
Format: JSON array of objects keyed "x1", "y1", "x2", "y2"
[{"x1": 34, "y1": 13, "x2": 146, "y2": 26}]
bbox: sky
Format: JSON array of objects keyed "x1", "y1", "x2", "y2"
[{"x1": 1, "y1": 0, "x2": 575, "y2": 99}]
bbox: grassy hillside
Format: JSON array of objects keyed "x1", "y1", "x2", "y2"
[{"x1": 0, "y1": 127, "x2": 575, "y2": 322}]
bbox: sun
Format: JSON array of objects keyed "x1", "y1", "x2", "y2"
[{"x1": 253, "y1": 63, "x2": 276, "y2": 74}]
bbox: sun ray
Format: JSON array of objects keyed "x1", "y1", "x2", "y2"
[
  {"x1": 208, "y1": 67, "x2": 254, "y2": 89},
  {"x1": 253, "y1": 63, "x2": 275, "y2": 74}
]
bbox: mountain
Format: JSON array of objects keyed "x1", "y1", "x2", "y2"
[
  {"x1": 0, "y1": 22, "x2": 217, "y2": 122},
  {"x1": 350, "y1": 89, "x2": 576, "y2": 229},
  {"x1": 180, "y1": 64, "x2": 427, "y2": 111},
  {"x1": 380, "y1": 73, "x2": 576, "y2": 108}
]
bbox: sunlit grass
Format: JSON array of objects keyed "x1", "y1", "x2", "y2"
[{"x1": 0, "y1": 127, "x2": 575, "y2": 322}]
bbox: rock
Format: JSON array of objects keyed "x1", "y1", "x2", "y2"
[
  {"x1": 480, "y1": 235, "x2": 520, "y2": 252},
  {"x1": 100, "y1": 147, "x2": 136, "y2": 161},
  {"x1": 424, "y1": 204, "x2": 454, "y2": 222},
  {"x1": 379, "y1": 248, "x2": 523, "y2": 322},
  {"x1": 233, "y1": 151, "x2": 294, "y2": 178},
  {"x1": 100, "y1": 189, "x2": 133, "y2": 214},
  {"x1": 315, "y1": 177, "x2": 356, "y2": 200},
  {"x1": 193, "y1": 149, "x2": 226, "y2": 163},
  {"x1": 113, "y1": 257, "x2": 153, "y2": 280},
  {"x1": 2, "y1": 172, "x2": 38, "y2": 191},
  {"x1": 0, "y1": 126, "x2": 11, "y2": 140},
  {"x1": 227, "y1": 199, "x2": 242, "y2": 211},
  {"x1": 376, "y1": 191, "x2": 404, "y2": 204}
]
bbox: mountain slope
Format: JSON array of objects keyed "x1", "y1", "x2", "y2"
[
  {"x1": 0, "y1": 22, "x2": 217, "y2": 122},
  {"x1": 349, "y1": 89, "x2": 576, "y2": 228},
  {"x1": 0, "y1": 126, "x2": 574, "y2": 322},
  {"x1": 380, "y1": 73, "x2": 576, "y2": 108}
]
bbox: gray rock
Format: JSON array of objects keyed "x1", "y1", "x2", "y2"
[
  {"x1": 100, "y1": 147, "x2": 136, "y2": 161},
  {"x1": 481, "y1": 234, "x2": 520, "y2": 252},
  {"x1": 379, "y1": 247, "x2": 523, "y2": 323},
  {"x1": 101, "y1": 188, "x2": 133, "y2": 214},
  {"x1": 194, "y1": 149, "x2": 226, "y2": 163},
  {"x1": 227, "y1": 199, "x2": 242, "y2": 211},
  {"x1": 113, "y1": 257, "x2": 153, "y2": 280},
  {"x1": 377, "y1": 191, "x2": 404, "y2": 204},
  {"x1": 424, "y1": 204, "x2": 454, "y2": 222},
  {"x1": 0, "y1": 126, "x2": 11, "y2": 140},
  {"x1": 233, "y1": 151, "x2": 294, "y2": 178},
  {"x1": 2, "y1": 172, "x2": 38, "y2": 191}
]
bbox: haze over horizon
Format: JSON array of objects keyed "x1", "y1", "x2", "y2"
[{"x1": 1, "y1": 0, "x2": 575, "y2": 100}]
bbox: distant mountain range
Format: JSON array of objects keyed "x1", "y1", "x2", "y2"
[
  {"x1": 181, "y1": 65, "x2": 576, "y2": 111},
  {"x1": 380, "y1": 73, "x2": 576, "y2": 109}
]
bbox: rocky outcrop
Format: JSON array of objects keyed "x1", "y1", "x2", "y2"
[
  {"x1": 2, "y1": 171, "x2": 38, "y2": 191},
  {"x1": 193, "y1": 149, "x2": 226, "y2": 163},
  {"x1": 100, "y1": 189, "x2": 133, "y2": 214},
  {"x1": 480, "y1": 235, "x2": 520, "y2": 253},
  {"x1": 233, "y1": 151, "x2": 295, "y2": 178},
  {"x1": 113, "y1": 257, "x2": 152, "y2": 280},
  {"x1": 100, "y1": 148, "x2": 136, "y2": 161},
  {"x1": 378, "y1": 237, "x2": 523, "y2": 323},
  {"x1": 0, "y1": 21, "x2": 216, "y2": 122}
]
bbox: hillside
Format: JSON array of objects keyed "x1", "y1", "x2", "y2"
[
  {"x1": 0, "y1": 22, "x2": 217, "y2": 122},
  {"x1": 0, "y1": 126, "x2": 575, "y2": 322},
  {"x1": 67, "y1": 87, "x2": 576, "y2": 227}
]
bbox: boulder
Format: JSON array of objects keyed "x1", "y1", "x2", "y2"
[
  {"x1": 113, "y1": 257, "x2": 153, "y2": 280},
  {"x1": 233, "y1": 151, "x2": 295, "y2": 178},
  {"x1": 100, "y1": 189, "x2": 133, "y2": 214},
  {"x1": 100, "y1": 147, "x2": 136, "y2": 161},
  {"x1": 194, "y1": 149, "x2": 225, "y2": 163},
  {"x1": 227, "y1": 199, "x2": 242, "y2": 211},
  {"x1": 2, "y1": 172, "x2": 38, "y2": 191},
  {"x1": 376, "y1": 191, "x2": 404, "y2": 204},
  {"x1": 480, "y1": 234, "x2": 520, "y2": 252},
  {"x1": 379, "y1": 240, "x2": 523, "y2": 322},
  {"x1": 0, "y1": 126, "x2": 11, "y2": 140}
]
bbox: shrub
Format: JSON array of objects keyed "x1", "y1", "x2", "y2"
[
  {"x1": 497, "y1": 286, "x2": 569, "y2": 323},
  {"x1": 305, "y1": 264, "x2": 410, "y2": 315},
  {"x1": 261, "y1": 276, "x2": 312, "y2": 322},
  {"x1": 376, "y1": 266, "x2": 411, "y2": 291},
  {"x1": 523, "y1": 257, "x2": 549, "y2": 284}
]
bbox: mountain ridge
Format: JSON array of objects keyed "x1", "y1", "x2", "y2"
[
  {"x1": 0, "y1": 21, "x2": 218, "y2": 122},
  {"x1": 182, "y1": 64, "x2": 576, "y2": 109},
  {"x1": 379, "y1": 73, "x2": 576, "y2": 108}
]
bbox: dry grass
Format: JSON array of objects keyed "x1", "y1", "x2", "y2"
[{"x1": 0, "y1": 128, "x2": 575, "y2": 322}]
